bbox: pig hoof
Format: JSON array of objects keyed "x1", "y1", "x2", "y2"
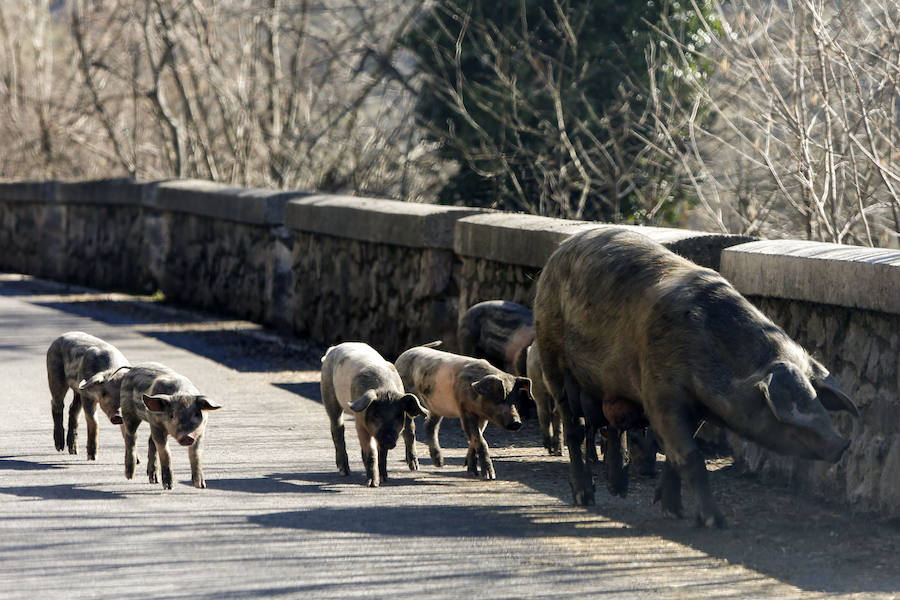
[
  {"x1": 338, "y1": 467, "x2": 350, "y2": 476},
  {"x1": 482, "y1": 470, "x2": 496, "y2": 481},
  {"x1": 68, "y1": 446, "x2": 77, "y2": 455},
  {"x1": 193, "y1": 480, "x2": 206, "y2": 489},
  {"x1": 87, "y1": 454, "x2": 96, "y2": 461},
  {"x1": 695, "y1": 511, "x2": 726, "y2": 529},
  {"x1": 148, "y1": 473, "x2": 158, "y2": 484},
  {"x1": 366, "y1": 479, "x2": 379, "y2": 488},
  {"x1": 407, "y1": 458, "x2": 419, "y2": 471}
]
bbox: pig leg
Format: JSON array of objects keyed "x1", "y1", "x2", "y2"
[
  {"x1": 559, "y1": 373, "x2": 595, "y2": 505},
  {"x1": 82, "y1": 396, "x2": 99, "y2": 461},
  {"x1": 150, "y1": 427, "x2": 173, "y2": 490},
  {"x1": 377, "y1": 444, "x2": 389, "y2": 484},
  {"x1": 66, "y1": 391, "x2": 83, "y2": 454},
  {"x1": 356, "y1": 420, "x2": 379, "y2": 487},
  {"x1": 461, "y1": 414, "x2": 494, "y2": 480},
  {"x1": 48, "y1": 374, "x2": 68, "y2": 452},
  {"x1": 534, "y1": 385, "x2": 562, "y2": 456},
  {"x1": 424, "y1": 414, "x2": 444, "y2": 467},
  {"x1": 122, "y1": 418, "x2": 140, "y2": 480},
  {"x1": 146, "y1": 433, "x2": 158, "y2": 484},
  {"x1": 653, "y1": 458, "x2": 683, "y2": 519},
  {"x1": 402, "y1": 413, "x2": 419, "y2": 471},
  {"x1": 189, "y1": 435, "x2": 206, "y2": 488},
  {"x1": 326, "y1": 409, "x2": 350, "y2": 476},
  {"x1": 602, "y1": 428, "x2": 628, "y2": 497},
  {"x1": 646, "y1": 400, "x2": 724, "y2": 528}
]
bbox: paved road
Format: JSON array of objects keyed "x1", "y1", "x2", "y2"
[{"x1": 1, "y1": 273, "x2": 898, "y2": 599}]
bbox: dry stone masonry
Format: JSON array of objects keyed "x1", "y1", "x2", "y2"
[{"x1": 0, "y1": 177, "x2": 896, "y2": 518}]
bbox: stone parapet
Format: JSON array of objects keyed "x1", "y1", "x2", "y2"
[
  {"x1": 455, "y1": 213, "x2": 753, "y2": 270},
  {"x1": 153, "y1": 179, "x2": 304, "y2": 225},
  {"x1": 286, "y1": 195, "x2": 487, "y2": 249},
  {"x1": 0, "y1": 181, "x2": 57, "y2": 203},
  {"x1": 721, "y1": 240, "x2": 900, "y2": 315}
]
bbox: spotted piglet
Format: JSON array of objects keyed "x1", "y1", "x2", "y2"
[{"x1": 320, "y1": 342, "x2": 428, "y2": 487}]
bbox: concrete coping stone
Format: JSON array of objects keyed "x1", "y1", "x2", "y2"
[
  {"x1": 0, "y1": 181, "x2": 58, "y2": 203},
  {"x1": 454, "y1": 212, "x2": 754, "y2": 269},
  {"x1": 285, "y1": 195, "x2": 489, "y2": 249},
  {"x1": 151, "y1": 179, "x2": 308, "y2": 225},
  {"x1": 56, "y1": 178, "x2": 144, "y2": 206},
  {"x1": 721, "y1": 239, "x2": 900, "y2": 315}
]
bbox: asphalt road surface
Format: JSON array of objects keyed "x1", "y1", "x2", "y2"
[{"x1": 1, "y1": 273, "x2": 898, "y2": 599}]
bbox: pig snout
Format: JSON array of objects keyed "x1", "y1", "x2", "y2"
[
  {"x1": 823, "y1": 436, "x2": 851, "y2": 463},
  {"x1": 504, "y1": 406, "x2": 523, "y2": 431},
  {"x1": 110, "y1": 413, "x2": 123, "y2": 425},
  {"x1": 177, "y1": 434, "x2": 195, "y2": 447},
  {"x1": 378, "y1": 433, "x2": 399, "y2": 450}
]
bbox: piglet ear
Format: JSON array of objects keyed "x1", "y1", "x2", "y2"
[
  {"x1": 79, "y1": 372, "x2": 105, "y2": 391},
  {"x1": 812, "y1": 374, "x2": 859, "y2": 417},
  {"x1": 196, "y1": 395, "x2": 221, "y2": 411},
  {"x1": 349, "y1": 390, "x2": 377, "y2": 413},
  {"x1": 515, "y1": 377, "x2": 532, "y2": 394},
  {"x1": 143, "y1": 394, "x2": 171, "y2": 413},
  {"x1": 402, "y1": 393, "x2": 428, "y2": 418},
  {"x1": 472, "y1": 375, "x2": 505, "y2": 400}
]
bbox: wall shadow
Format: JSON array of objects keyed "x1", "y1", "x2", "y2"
[
  {"x1": 142, "y1": 329, "x2": 323, "y2": 373},
  {"x1": 0, "y1": 456, "x2": 65, "y2": 471},
  {"x1": 271, "y1": 382, "x2": 322, "y2": 403},
  {"x1": 0, "y1": 483, "x2": 126, "y2": 501}
]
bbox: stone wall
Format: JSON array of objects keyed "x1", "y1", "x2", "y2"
[
  {"x1": 721, "y1": 241, "x2": 900, "y2": 517},
  {"x1": 0, "y1": 177, "x2": 897, "y2": 517}
]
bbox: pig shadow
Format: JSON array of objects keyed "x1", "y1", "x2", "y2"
[
  {"x1": 272, "y1": 382, "x2": 322, "y2": 403},
  {"x1": 0, "y1": 456, "x2": 65, "y2": 471},
  {"x1": 0, "y1": 484, "x2": 126, "y2": 501},
  {"x1": 208, "y1": 472, "x2": 342, "y2": 495},
  {"x1": 492, "y1": 453, "x2": 900, "y2": 595}
]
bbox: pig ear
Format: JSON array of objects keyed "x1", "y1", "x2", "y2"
[
  {"x1": 402, "y1": 393, "x2": 428, "y2": 417},
  {"x1": 515, "y1": 377, "x2": 532, "y2": 396},
  {"x1": 472, "y1": 375, "x2": 505, "y2": 400},
  {"x1": 349, "y1": 390, "x2": 377, "y2": 413},
  {"x1": 757, "y1": 372, "x2": 816, "y2": 427},
  {"x1": 811, "y1": 374, "x2": 859, "y2": 417},
  {"x1": 196, "y1": 395, "x2": 222, "y2": 411},
  {"x1": 143, "y1": 394, "x2": 171, "y2": 413},
  {"x1": 78, "y1": 372, "x2": 105, "y2": 391}
]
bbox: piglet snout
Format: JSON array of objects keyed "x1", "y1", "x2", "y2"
[
  {"x1": 110, "y1": 413, "x2": 123, "y2": 425},
  {"x1": 177, "y1": 434, "x2": 195, "y2": 447}
]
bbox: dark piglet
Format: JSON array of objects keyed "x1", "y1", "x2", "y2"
[
  {"x1": 46, "y1": 331, "x2": 130, "y2": 459},
  {"x1": 320, "y1": 342, "x2": 428, "y2": 487},
  {"x1": 119, "y1": 362, "x2": 221, "y2": 489},
  {"x1": 395, "y1": 345, "x2": 531, "y2": 480},
  {"x1": 534, "y1": 227, "x2": 858, "y2": 527}
]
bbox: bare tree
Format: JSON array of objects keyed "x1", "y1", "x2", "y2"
[
  {"x1": 646, "y1": 0, "x2": 900, "y2": 246},
  {"x1": 0, "y1": 0, "x2": 448, "y2": 203}
]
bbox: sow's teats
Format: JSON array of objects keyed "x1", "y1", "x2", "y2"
[
  {"x1": 320, "y1": 342, "x2": 428, "y2": 487},
  {"x1": 533, "y1": 227, "x2": 859, "y2": 527},
  {"x1": 119, "y1": 363, "x2": 221, "y2": 490},
  {"x1": 46, "y1": 331, "x2": 131, "y2": 460},
  {"x1": 395, "y1": 345, "x2": 531, "y2": 480}
]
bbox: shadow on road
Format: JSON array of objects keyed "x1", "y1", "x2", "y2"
[
  {"x1": 0, "y1": 483, "x2": 127, "y2": 501},
  {"x1": 0, "y1": 456, "x2": 65, "y2": 471},
  {"x1": 208, "y1": 472, "x2": 343, "y2": 495},
  {"x1": 271, "y1": 382, "x2": 322, "y2": 403}
]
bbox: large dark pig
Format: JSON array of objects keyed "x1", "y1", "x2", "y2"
[
  {"x1": 458, "y1": 301, "x2": 534, "y2": 377},
  {"x1": 320, "y1": 342, "x2": 428, "y2": 487},
  {"x1": 46, "y1": 331, "x2": 130, "y2": 459},
  {"x1": 119, "y1": 363, "x2": 221, "y2": 489},
  {"x1": 395, "y1": 345, "x2": 531, "y2": 480},
  {"x1": 534, "y1": 227, "x2": 858, "y2": 527}
]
